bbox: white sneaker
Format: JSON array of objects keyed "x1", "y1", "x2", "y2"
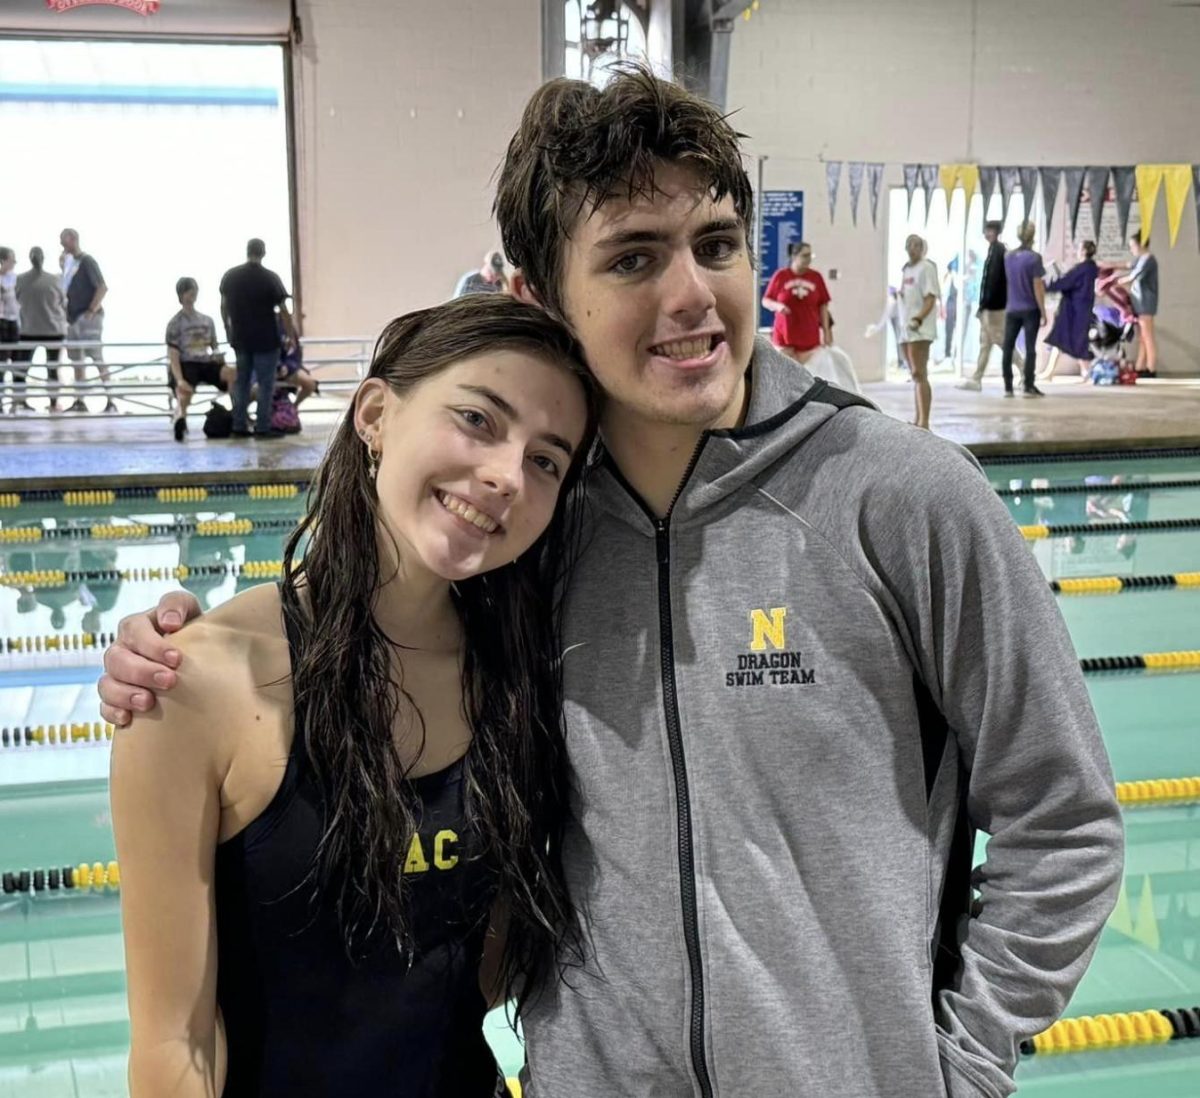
[{"x1": 956, "y1": 379, "x2": 982, "y2": 391}]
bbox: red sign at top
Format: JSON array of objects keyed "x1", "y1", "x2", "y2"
[{"x1": 47, "y1": 0, "x2": 161, "y2": 13}]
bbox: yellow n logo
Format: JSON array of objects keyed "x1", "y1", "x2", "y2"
[{"x1": 749, "y1": 607, "x2": 787, "y2": 651}]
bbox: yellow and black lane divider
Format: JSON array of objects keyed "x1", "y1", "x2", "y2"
[
  {"x1": 1020, "y1": 517, "x2": 1200, "y2": 540},
  {"x1": 8, "y1": 482, "x2": 307, "y2": 505},
  {"x1": 2, "y1": 631, "x2": 116, "y2": 653},
  {"x1": 1116, "y1": 777, "x2": 1200, "y2": 806},
  {"x1": 0, "y1": 527, "x2": 44, "y2": 543},
  {"x1": 2, "y1": 861, "x2": 120, "y2": 895},
  {"x1": 1020, "y1": 1006, "x2": 1199, "y2": 1055},
  {"x1": 0, "y1": 569, "x2": 68, "y2": 588},
  {"x1": 983, "y1": 446, "x2": 1200, "y2": 467},
  {"x1": 1, "y1": 560, "x2": 284, "y2": 590},
  {"x1": 1, "y1": 722, "x2": 115, "y2": 748},
  {"x1": 0, "y1": 517, "x2": 294, "y2": 544},
  {"x1": 1051, "y1": 571, "x2": 1200, "y2": 595},
  {"x1": 1080, "y1": 650, "x2": 1200, "y2": 673},
  {"x1": 997, "y1": 477, "x2": 1200, "y2": 497}
]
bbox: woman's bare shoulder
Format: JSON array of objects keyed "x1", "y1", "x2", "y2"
[{"x1": 144, "y1": 583, "x2": 291, "y2": 736}]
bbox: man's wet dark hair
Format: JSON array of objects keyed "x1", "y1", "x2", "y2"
[{"x1": 495, "y1": 63, "x2": 754, "y2": 320}]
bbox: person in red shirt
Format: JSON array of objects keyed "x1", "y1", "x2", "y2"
[{"x1": 761, "y1": 241, "x2": 832, "y2": 362}]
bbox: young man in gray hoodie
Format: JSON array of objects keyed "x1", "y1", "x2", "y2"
[{"x1": 99, "y1": 69, "x2": 1122, "y2": 1098}]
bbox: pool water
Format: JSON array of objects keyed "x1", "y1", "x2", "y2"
[{"x1": 2, "y1": 453, "x2": 1198, "y2": 1094}]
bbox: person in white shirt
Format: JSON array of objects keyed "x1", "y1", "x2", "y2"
[{"x1": 898, "y1": 234, "x2": 939, "y2": 430}]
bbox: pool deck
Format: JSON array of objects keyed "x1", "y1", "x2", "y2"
[{"x1": 2, "y1": 375, "x2": 1199, "y2": 489}]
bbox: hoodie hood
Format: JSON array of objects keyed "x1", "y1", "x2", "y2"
[{"x1": 589, "y1": 336, "x2": 875, "y2": 530}]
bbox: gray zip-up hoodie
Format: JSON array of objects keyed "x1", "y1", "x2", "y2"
[{"x1": 523, "y1": 338, "x2": 1123, "y2": 1098}]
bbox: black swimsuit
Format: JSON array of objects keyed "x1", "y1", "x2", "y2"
[{"x1": 214, "y1": 608, "x2": 503, "y2": 1096}]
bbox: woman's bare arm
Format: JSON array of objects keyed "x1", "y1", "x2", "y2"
[{"x1": 111, "y1": 623, "x2": 236, "y2": 1097}]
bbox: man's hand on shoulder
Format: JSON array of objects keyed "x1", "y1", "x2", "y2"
[{"x1": 98, "y1": 591, "x2": 203, "y2": 726}]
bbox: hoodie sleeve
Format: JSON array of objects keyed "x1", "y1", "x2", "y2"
[{"x1": 866, "y1": 433, "x2": 1124, "y2": 1096}]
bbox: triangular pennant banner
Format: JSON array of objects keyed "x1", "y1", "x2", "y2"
[
  {"x1": 1133, "y1": 875, "x2": 1160, "y2": 952},
  {"x1": 847, "y1": 162, "x2": 865, "y2": 227},
  {"x1": 1162, "y1": 164, "x2": 1192, "y2": 248},
  {"x1": 1193, "y1": 166, "x2": 1200, "y2": 252},
  {"x1": 1087, "y1": 166, "x2": 1110, "y2": 244},
  {"x1": 1135, "y1": 165, "x2": 1164, "y2": 245},
  {"x1": 825, "y1": 161, "x2": 843, "y2": 224},
  {"x1": 939, "y1": 164, "x2": 959, "y2": 196},
  {"x1": 903, "y1": 164, "x2": 919, "y2": 218},
  {"x1": 1039, "y1": 168, "x2": 1062, "y2": 235},
  {"x1": 1108, "y1": 879, "x2": 1134, "y2": 937},
  {"x1": 998, "y1": 167, "x2": 1020, "y2": 225},
  {"x1": 959, "y1": 164, "x2": 980, "y2": 209},
  {"x1": 1018, "y1": 167, "x2": 1040, "y2": 221},
  {"x1": 1111, "y1": 166, "x2": 1136, "y2": 242},
  {"x1": 978, "y1": 166, "x2": 998, "y2": 213},
  {"x1": 866, "y1": 163, "x2": 884, "y2": 228},
  {"x1": 919, "y1": 164, "x2": 939, "y2": 223},
  {"x1": 1064, "y1": 167, "x2": 1087, "y2": 237}
]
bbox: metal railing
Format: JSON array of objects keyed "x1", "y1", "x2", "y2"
[{"x1": 0, "y1": 337, "x2": 372, "y2": 418}]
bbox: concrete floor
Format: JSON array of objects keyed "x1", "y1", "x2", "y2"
[
  {"x1": 0, "y1": 410, "x2": 339, "y2": 489},
  {"x1": 2, "y1": 376, "x2": 1199, "y2": 489},
  {"x1": 867, "y1": 374, "x2": 1200, "y2": 457}
]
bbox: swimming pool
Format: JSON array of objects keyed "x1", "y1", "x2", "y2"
[{"x1": 2, "y1": 452, "x2": 1198, "y2": 1094}]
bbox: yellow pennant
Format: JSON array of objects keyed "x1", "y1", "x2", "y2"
[
  {"x1": 1135, "y1": 165, "x2": 1164, "y2": 244},
  {"x1": 1107, "y1": 879, "x2": 1134, "y2": 937},
  {"x1": 938, "y1": 164, "x2": 980, "y2": 208},
  {"x1": 958, "y1": 164, "x2": 980, "y2": 208},
  {"x1": 1132, "y1": 874, "x2": 1160, "y2": 952},
  {"x1": 1161, "y1": 164, "x2": 1192, "y2": 247}
]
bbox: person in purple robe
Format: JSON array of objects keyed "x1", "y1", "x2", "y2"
[{"x1": 1042, "y1": 240, "x2": 1098, "y2": 379}]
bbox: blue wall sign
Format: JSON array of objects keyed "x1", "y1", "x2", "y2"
[{"x1": 758, "y1": 190, "x2": 805, "y2": 330}]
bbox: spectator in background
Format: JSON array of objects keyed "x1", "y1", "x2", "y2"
[
  {"x1": 1121, "y1": 235, "x2": 1159, "y2": 377},
  {"x1": 13, "y1": 247, "x2": 68, "y2": 413},
  {"x1": 939, "y1": 254, "x2": 960, "y2": 363},
  {"x1": 1042, "y1": 241, "x2": 1098, "y2": 380},
  {"x1": 249, "y1": 323, "x2": 318, "y2": 435},
  {"x1": 1095, "y1": 265, "x2": 1135, "y2": 326},
  {"x1": 453, "y1": 249, "x2": 508, "y2": 297},
  {"x1": 760, "y1": 240, "x2": 832, "y2": 363},
  {"x1": 219, "y1": 238, "x2": 296, "y2": 439},
  {"x1": 1001, "y1": 221, "x2": 1046, "y2": 397},
  {"x1": 166, "y1": 277, "x2": 236, "y2": 442},
  {"x1": 60, "y1": 228, "x2": 113, "y2": 412},
  {"x1": 959, "y1": 220, "x2": 1017, "y2": 391},
  {"x1": 898, "y1": 234, "x2": 939, "y2": 429},
  {"x1": 864, "y1": 285, "x2": 905, "y2": 371},
  {"x1": 0, "y1": 246, "x2": 20, "y2": 413},
  {"x1": 275, "y1": 326, "x2": 318, "y2": 407}
]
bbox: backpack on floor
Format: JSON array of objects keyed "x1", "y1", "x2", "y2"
[
  {"x1": 271, "y1": 390, "x2": 301, "y2": 434},
  {"x1": 203, "y1": 402, "x2": 233, "y2": 438}
]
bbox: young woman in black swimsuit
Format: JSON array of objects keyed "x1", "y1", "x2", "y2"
[{"x1": 111, "y1": 294, "x2": 597, "y2": 1097}]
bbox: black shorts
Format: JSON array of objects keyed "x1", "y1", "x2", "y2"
[{"x1": 170, "y1": 360, "x2": 228, "y2": 391}]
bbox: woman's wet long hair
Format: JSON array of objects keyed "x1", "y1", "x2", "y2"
[{"x1": 279, "y1": 293, "x2": 599, "y2": 1015}]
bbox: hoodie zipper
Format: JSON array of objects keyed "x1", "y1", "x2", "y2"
[
  {"x1": 655, "y1": 513, "x2": 715, "y2": 1098},
  {"x1": 602, "y1": 440, "x2": 714, "y2": 1096},
  {"x1": 635, "y1": 437, "x2": 715, "y2": 1098}
]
